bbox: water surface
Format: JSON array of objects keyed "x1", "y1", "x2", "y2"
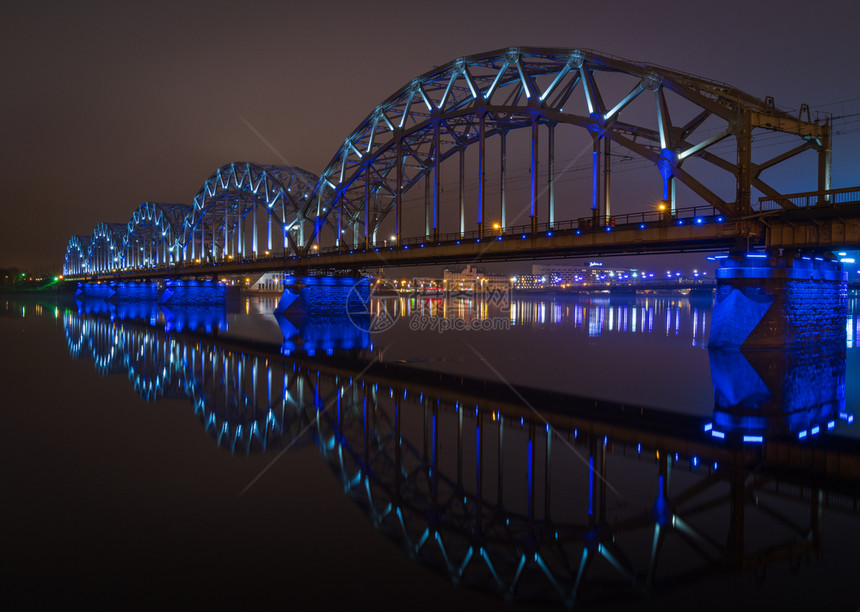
[{"x1": 2, "y1": 292, "x2": 859, "y2": 610}]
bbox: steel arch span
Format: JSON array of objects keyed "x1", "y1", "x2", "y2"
[
  {"x1": 122, "y1": 202, "x2": 190, "y2": 269},
  {"x1": 86, "y1": 223, "x2": 126, "y2": 274},
  {"x1": 64, "y1": 235, "x2": 91, "y2": 276},
  {"x1": 308, "y1": 46, "x2": 829, "y2": 250},
  {"x1": 181, "y1": 162, "x2": 320, "y2": 262}
]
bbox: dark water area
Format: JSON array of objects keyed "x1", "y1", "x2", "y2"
[{"x1": 2, "y1": 292, "x2": 860, "y2": 610}]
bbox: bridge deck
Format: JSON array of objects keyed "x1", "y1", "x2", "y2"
[{"x1": 68, "y1": 200, "x2": 860, "y2": 281}]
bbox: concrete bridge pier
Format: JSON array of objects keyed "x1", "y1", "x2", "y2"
[
  {"x1": 274, "y1": 275, "x2": 369, "y2": 316},
  {"x1": 77, "y1": 280, "x2": 158, "y2": 301},
  {"x1": 274, "y1": 275, "x2": 371, "y2": 355},
  {"x1": 158, "y1": 279, "x2": 235, "y2": 305},
  {"x1": 708, "y1": 252, "x2": 847, "y2": 348},
  {"x1": 76, "y1": 282, "x2": 116, "y2": 299},
  {"x1": 112, "y1": 281, "x2": 159, "y2": 301}
]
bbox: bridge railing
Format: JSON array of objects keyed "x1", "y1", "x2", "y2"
[
  {"x1": 394, "y1": 205, "x2": 723, "y2": 248},
  {"x1": 758, "y1": 186, "x2": 860, "y2": 212}
]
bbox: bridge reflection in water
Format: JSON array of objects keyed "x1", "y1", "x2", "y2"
[{"x1": 64, "y1": 298, "x2": 859, "y2": 606}]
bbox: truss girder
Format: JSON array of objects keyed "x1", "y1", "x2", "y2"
[
  {"x1": 308, "y1": 47, "x2": 830, "y2": 249},
  {"x1": 182, "y1": 162, "x2": 319, "y2": 261}
]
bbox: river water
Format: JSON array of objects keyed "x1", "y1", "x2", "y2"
[{"x1": 2, "y1": 290, "x2": 859, "y2": 610}]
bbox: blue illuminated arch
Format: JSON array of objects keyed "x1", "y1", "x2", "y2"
[
  {"x1": 309, "y1": 47, "x2": 828, "y2": 249},
  {"x1": 122, "y1": 202, "x2": 190, "y2": 268},
  {"x1": 181, "y1": 162, "x2": 320, "y2": 261},
  {"x1": 87, "y1": 223, "x2": 126, "y2": 273},
  {"x1": 64, "y1": 235, "x2": 91, "y2": 276}
]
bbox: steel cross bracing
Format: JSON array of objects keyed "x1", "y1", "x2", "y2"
[{"x1": 64, "y1": 47, "x2": 833, "y2": 277}]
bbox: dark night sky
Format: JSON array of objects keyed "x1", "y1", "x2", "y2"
[{"x1": 2, "y1": 0, "x2": 859, "y2": 271}]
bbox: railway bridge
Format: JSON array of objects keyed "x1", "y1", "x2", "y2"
[{"x1": 63, "y1": 47, "x2": 860, "y2": 280}]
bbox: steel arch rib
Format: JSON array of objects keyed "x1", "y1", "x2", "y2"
[
  {"x1": 122, "y1": 202, "x2": 191, "y2": 269},
  {"x1": 86, "y1": 223, "x2": 126, "y2": 274},
  {"x1": 307, "y1": 46, "x2": 828, "y2": 249},
  {"x1": 63, "y1": 235, "x2": 91, "y2": 276},
  {"x1": 181, "y1": 162, "x2": 320, "y2": 261}
]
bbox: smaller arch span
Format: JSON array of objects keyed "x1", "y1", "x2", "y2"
[
  {"x1": 64, "y1": 235, "x2": 91, "y2": 276},
  {"x1": 87, "y1": 223, "x2": 126, "y2": 274},
  {"x1": 122, "y1": 202, "x2": 191, "y2": 269},
  {"x1": 182, "y1": 162, "x2": 320, "y2": 262}
]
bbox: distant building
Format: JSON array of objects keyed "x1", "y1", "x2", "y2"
[
  {"x1": 412, "y1": 277, "x2": 443, "y2": 293},
  {"x1": 443, "y1": 265, "x2": 510, "y2": 293},
  {"x1": 510, "y1": 263, "x2": 644, "y2": 290},
  {"x1": 532, "y1": 263, "x2": 638, "y2": 286},
  {"x1": 513, "y1": 274, "x2": 544, "y2": 290}
]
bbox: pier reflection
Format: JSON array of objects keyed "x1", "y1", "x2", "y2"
[
  {"x1": 709, "y1": 344, "x2": 849, "y2": 442},
  {"x1": 60, "y1": 300, "x2": 860, "y2": 606}
]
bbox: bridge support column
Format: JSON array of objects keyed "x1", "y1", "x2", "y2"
[
  {"x1": 478, "y1": 112, "x2": 486, "y2": 239},
  {"x1": 708, "y1": 253, "x2": 847, "y2": 348},
  {"x1": 500, "y1": 130, "x2": 507, "y2": 230},
  {"x1": 591, "y1": 134, "x2": 600, "y2": 225},
  {"x1": 458, "y1": 148, "x2": 465, "y2": 238},
  {"x1": 548, "y1": 124, "x2": 556, "y2": 229}
]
